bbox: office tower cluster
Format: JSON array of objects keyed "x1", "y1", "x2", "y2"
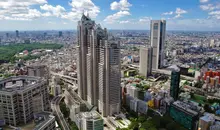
[
  {"x1": 0, "y1": 76, "x2": 49, "y2": 126},
  {"x1": 139, "y1": 20, "x2": 166, "y2": 77},
  {"x1": 77, "y1": 14, "x2": 121, "y2": 116}
]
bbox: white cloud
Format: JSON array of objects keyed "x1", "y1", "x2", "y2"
[
  {"x1": 110, "y1": 0, "x2": 132, "y2": 11},
  {"x1": 139, "y1": 17, "x2": 152, "y2": 22},
  {"x1": 173, "y1": 8, "x2": 187, "y2": 19},
  {"x1": 0, "y1": 0, "x2": 100, "y2": 21},
  {"x1": 0, "y1": 0, "x2": 47, "y2": 21},
  {"x1": 66, "y1": 0, "x2": 100, "y2": 20},
  {"x1": 119, "y1": 20, "x2": 130, "y2": 24},
  {"x1": 174, "y1": 14, "x2": 181, "y2": 19},
  {"x1": 209, "y1": 11, "x2": 220, "y2": 15},
  {"x1": 162, "y1": 11, "x2": 173, "y2": 15},
  {"x1": 208, "y1": 11, "x2": 220, "y2": 19},
  {"x1": 104, "y1": 11, "x2": 131, "y2": 23},
  {"x1": 48, "y1": 21, "x2": 56, "y2": 24},
  {"x1": 40, "y1": 4, "x2": 66, "y2": 17},
  {"x1": 200, "y1": 4, "x2": 220, "y2": 11},
  {"x1": 200, "y1": 0, "x2": 209, "y2": 3},
  {"x1": 175, "y1": 8, "x2": 187, "y2": 14}
]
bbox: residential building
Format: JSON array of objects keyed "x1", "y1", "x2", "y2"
[
  {"x1": 75, "y1": 111, "x2": 103, "y2": 130},
  {"x1": 98, "y1": 40, "x2": 121, "y2": 116},
  {"x1": 150, "y1": 20, "x2": 166, "y2": 69},
  {"x1": 139, "y1": 47, "x2": 152, "y2": 77},
  {"x1": 198, "y1": 114, "x2": 215, "y2": 130},
  {"x1": 0, "y1": 76, "x2": 49, "y2": 126},
  {"x1": 27, "y1": 64, "x2": 48, "y2": 79}
]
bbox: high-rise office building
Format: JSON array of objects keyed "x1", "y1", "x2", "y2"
[
  {"x1": 77, "y1": 14, "x2": 121, "y2": 116},
  {"x1": 59, "y1": 31, "x2": 63, "y2": 37},
  {"x1": 150, "y1": 20, "x2": 166, "y2": 69},
  {"x1": 86, "y1": 26, "x2": 107, "y2": 106},
  {"x1": 77, "y1": 14, "x2": 108, "y2": 106},
  {"x1": 98, "y1": 41, "x2": 121, "y2": 116},
  {"x1": 77, "y1": 14, "x2": 95, "y2": 100},
  {"x1": 15, "y1": 30, "x2": 19, "y2": 38},
  {"x1": 170, "y1": 70, "x2": 181, "y2": 100},
  {"x1": 139, "y1": 47, "x2": 152, "y2": 77},
  {"x1": 6, "y1": 33, "x2": 9, "y2": 38}
]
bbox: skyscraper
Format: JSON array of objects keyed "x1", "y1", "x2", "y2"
[
  {"x1": 77, "y1": 14, "x2": 121, "y2": 116},
  {"x1": 86, "y1": 25, "x2": 107, "y2": 106},
  {"x1": 16, "y1": 30, "x2": 19, "y2": 38},
  {"x1": 98, "y1": 40, "x2": 121, "y2": 116},
  {"x1": 150, "y1": 20, "x2": 166, "y2": 69},
  {"x1": 59, "y1": 31, "x2": 63, "y2": 37},
  {"x1": 77, "y1": 14, "x2": 95, "y2": 100},
  {"x1": 139, "y1": 47, "x2": 153, "y2": 77},
  {"x1": 170, "y1": 70, "x2": 180, "y2": 100}
]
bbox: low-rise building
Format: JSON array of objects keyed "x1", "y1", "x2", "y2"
[
  {"x1": 170, "y1": 100, "x2": 201, "y2": 130},
  {"x1": 75, "y1": 111, "x2": 103, "y2": 130},
  {"x1": 33, "y1": 112, "x2": 56, "y2": 130}
]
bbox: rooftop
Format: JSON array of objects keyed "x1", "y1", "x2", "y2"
[
  {"x1": 76, "y1": 111, "x2": 102, "y2": 121},
  {"x1": 172, "y1": 100, "x2": 201, "y2": 116},
  {"x1": 0, "y1": 76, "x2": 45, "y2": 92},
  {"x1": 33, "y1": 111, "x2": 55, "y2": 130}
]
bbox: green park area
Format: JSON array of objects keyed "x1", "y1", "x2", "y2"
[
  {"x1": 190, "y1": 93, "x2": 207, "y2": 104},
  {"x1": 118, "y1": 108, "x2": 187, "y2": 130},
  {"x1": 0, "y1": 43, "x2": 63, "y2": 63}
]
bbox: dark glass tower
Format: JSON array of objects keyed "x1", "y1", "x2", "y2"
[{"x1": 170, "y1": 70, "x2": 180, "y2": 100}]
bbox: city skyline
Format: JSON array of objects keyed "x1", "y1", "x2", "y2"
[{"x1": 0, "y1": 0, "x2": 220, "y2": 31}]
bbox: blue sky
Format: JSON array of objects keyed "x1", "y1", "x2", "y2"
[{"x1": 0, "y1": 0, "x2": 220, "y2": 31}]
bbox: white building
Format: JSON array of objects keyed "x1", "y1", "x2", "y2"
[
  {"x1": 150, "y1": 20, "x2": 166, "y2": 69},
  {"x1": 139, "y1": 47, "x2": 152, "y2": 77}
]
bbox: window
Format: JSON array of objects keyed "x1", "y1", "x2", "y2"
[{"x1": 154, "y1": 23, "x2": 158, "y2": 30}]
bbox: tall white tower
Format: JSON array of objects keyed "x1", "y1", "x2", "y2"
[{"x1": 150, "y1": 20, "x2": 166, "y2": 69}]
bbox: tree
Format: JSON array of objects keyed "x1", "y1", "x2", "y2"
[
  {"x1": 204, "y1": 104, "x2": 212, "y2": 113},
  {"x1": 151, "y1": 116, "x2": 161, "y2": 128},
  {"x1": 140, "y1": 120, "x2": 155, "y2": 129},
  {"x1": 166, "y1": 122, "x2": 177, "y2": 130},
  {"x1": 160, "y1": 115, "x2": 172, "y2": 128},
  {"x1": 138, "y1": 115, "x2": 146, "y2": 123},
  {"x1": 128, "y1": 121, "x2": 139, "y2": 130}
]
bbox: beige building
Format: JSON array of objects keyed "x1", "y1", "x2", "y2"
[
  {"x1": 139, "y1": 47, "x2": 152, "y2": 77},
  {"x1": 0, "y1": 76, "x2": 49, "y2": 126},
  {"x1": 98, "y1": 41, "x2": 121, "y2": 116}
]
